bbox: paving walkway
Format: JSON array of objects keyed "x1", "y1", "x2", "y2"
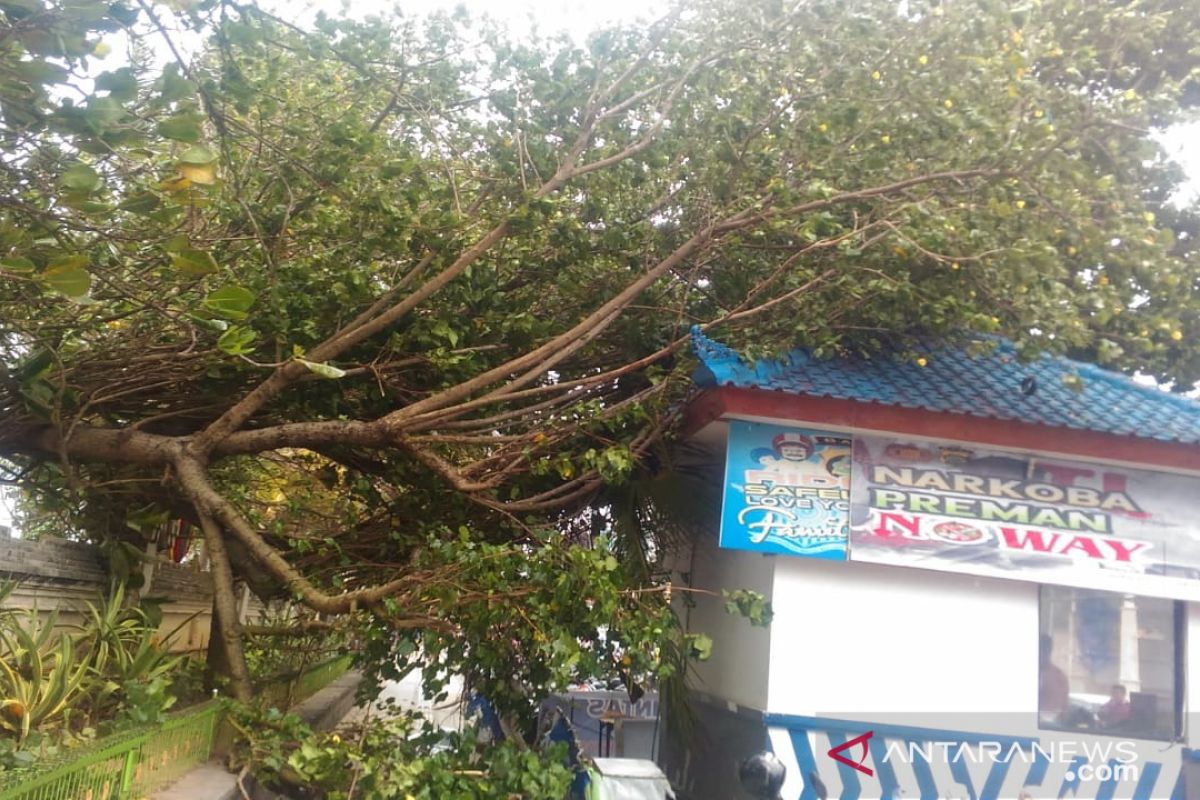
[
  {"x1": 151, "y1": 670, "x2": 466, "y2": 798},
  {"x1": 151, "y1": 671, "x2": 363, "y2": 800}
]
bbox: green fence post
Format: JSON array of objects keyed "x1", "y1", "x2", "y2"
[
  {"x1": 0, "y1": 659, "x2": 350, "y2": 800},
  {"x1": 118, "y1": 746, "x2": 137, "y2": 798}
]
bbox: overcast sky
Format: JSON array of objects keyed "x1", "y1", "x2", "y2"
[
  {"x1": 282, "y1": 0, "x2": 663, "y2": 38},
  {"x1": 1158, "y1": 125, "x2": 1200, "y2": 206}
]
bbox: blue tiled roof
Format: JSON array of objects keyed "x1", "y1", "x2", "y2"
[{"x1": 690, "y1": 327, "x2": 1200, "y2": 445}]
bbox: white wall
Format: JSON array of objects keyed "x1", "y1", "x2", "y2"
[
  {"x1": 677, "y1": 529, "x2": 774, "y2": 711},
  {"x1": 766, "y1": 557, "x2": 1039, "y2": 717},
  {"x1": 1186, "y1": 601, "x2": 1200, "y2": 749},
  {"x1": 762, "y1": 560, "x2": 1196, "y2": 799},
  {"x1": 7, "y1": 580, "x2": 214, "y2": 654}
]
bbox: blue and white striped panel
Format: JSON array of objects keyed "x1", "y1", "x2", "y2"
[{"x1": 765, "y1": 724, "x2": 1186, "y2": 800}]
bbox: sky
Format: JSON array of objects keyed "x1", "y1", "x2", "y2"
[
  {"x1": 1158, "y1": 125, "x2": 1200, "y2": 206},
  {"x1": 284, "y1": 0, "x2": 663, "y2": 38}
]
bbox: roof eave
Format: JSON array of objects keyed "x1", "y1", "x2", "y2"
[{"x1": 686, "y1": 385, "x2": 1200, "y2": 474}]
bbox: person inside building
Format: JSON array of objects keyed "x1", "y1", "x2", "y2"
[
  {"x1": 1098, "y1": 684, "x2": 1132, "y2": 729},
  {"x1": 1039, "y1": 634, "x2": 1070, "y2": 724}
]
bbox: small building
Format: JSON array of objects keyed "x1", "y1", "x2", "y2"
[{"x1": 663, "y1": 330, "x2": 1200, "y2": 800}]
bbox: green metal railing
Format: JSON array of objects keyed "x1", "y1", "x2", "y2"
[
  {"x1": 0, "y1": 701, "x2": 220, "y2": 800},
  {"x1": 0, "y1": 654, "x2": 353, "y2": 800},
  {"x1": 289, "y1": 654, "x2": 352, "y2": 701},
  {"x1": 259, "y1": 653, "x2": 353, "y2": 710}
]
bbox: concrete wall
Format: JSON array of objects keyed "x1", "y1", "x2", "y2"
[
  {"x1": 766, "y1": 557, "x2": 1038, "y2": 718},
  {"x1": 0, "y1": 537, "x2": 271, "y2": 654},
  {"x1": 677, "y1": 528, "x2": 775, "y2": 712},
  {"x1": 659, "y1": 693, "x2": 767, "y2": 800},
  {"x1": 1188, "y1": 602, "x2": 1200, "y2": 750},
  {"x1": 757, "y1": 558, "x2": 1196, "y2": 800},
  {"x1": 765, "y1": 554, "x2": 1200, "y2": 737}
]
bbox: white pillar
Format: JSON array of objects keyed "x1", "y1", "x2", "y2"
[
  {"x1": 1118, "y1": 596, "x2": 1141, "y2": 692},
  {"x1": 141, "y1": 540, "x2": 158, "y2": 597},
  {"x1": 237, "y1": 582, "x2": 252, "y2": 625},
  {"x1": 1065, "y1": 596, "x2": 1077, "y2": 687}
]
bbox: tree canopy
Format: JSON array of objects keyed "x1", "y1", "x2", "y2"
[{"x1": 1, "y1": 0, "x2": 1199, "y2": 772}]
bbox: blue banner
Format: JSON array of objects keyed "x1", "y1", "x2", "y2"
[{"x1": 719, "y1": 420, "x2": 851, "y2": 558}]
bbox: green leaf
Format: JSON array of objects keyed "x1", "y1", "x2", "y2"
[
  {"x1": 125, "y1": 504, "x2": 169, "y2": 533},
  {"x1": 11, "y1": 60, "x2": 68, "y2": 85},
  {"x1": 107, "y1": 3, "x2": 139, "y2": 26},
  {"x1": 217, "y1": 325, "x2": 257, "y2": 355},
  {"x1": 298, "y1": 358, "x2": 347, "y2": 379},
  {"x1": 83, "y1": 96, "x2": 124, "y2": 128},
  {"x1": 1, "y1": 0, "x2": 43, "y2": 13},
  {"x1": 16, "y1": 349, "x2": 52, "y2": 382},
  {"x1": 117, "y1": 192, "x2": 161, "y2": 215},
  {"x1": 178, "y1": 161, "x2": 216, "y2": 185},
  {"x1": 60, "y1": 163, "x2": 102, "y2": 192},
  {"x1": 188, "y1": 315, "x2": 229, "y2": 332},
  {"x1": 177, "y1": 144, "x2": 217, "y2": 165},
  {"x1": 158, "y1": 64, "x2": 193, "y2": 102},
  {"x1": 203, "y1": 285, "x2": 255, "y2": 319},
  {"x1": 162, "y1": 235, "x2": 189, "y2": 252},
  {"x1": 67, "y1": 200, "x2": 112, "y2": 215},
  {"x1": 156, "y1": 113, "x2": 204, "y2": 143},
  {"x1": 686, "y1": 633, "x2": 713, "y2": 661},
  {"x1": 722, "y1": 589, "x2": 775, "y2": 626},
  {"x1": 95, "y1": 68, "x2": 138, "y2": 101},
  {"x1": 41, "y1": 264, "x2": 91, "y2": 298},
  {"x1": 169, "y1": 248, "x2": 218, "y2": 275},
  {"x1": 432, "y1": 320, "x2": 459, "y2": 346},
  {"x1": 1, "y1": 256, "x2": 35, "y2": 273},
  {"x1": 47, "y1": 254, "x2": 90, "y2": 270}
]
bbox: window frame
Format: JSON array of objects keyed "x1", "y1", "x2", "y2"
[{"x1": 1037, "y1": 584, "x2": 1186, "y2": 743}]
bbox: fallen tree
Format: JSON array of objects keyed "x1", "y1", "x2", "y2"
[{"x1": 1, "y1": 0, "x2": 1198, "y2": 732}]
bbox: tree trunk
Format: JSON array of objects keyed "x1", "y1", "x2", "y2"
[
  {"x1": 200, "y1": 512, "x2": 254, "y2": 702},
  {"x1": 204, "y1": 598, "x2": 230, "y2": 694}
]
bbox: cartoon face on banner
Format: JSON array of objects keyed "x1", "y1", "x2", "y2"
[{"x1": 719, "y1": 421, "x2": 851, "y2": 559}]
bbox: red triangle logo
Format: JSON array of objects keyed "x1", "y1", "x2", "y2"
[{"x1": 827, "y1": 731, "x2": 874, "y2": 777}]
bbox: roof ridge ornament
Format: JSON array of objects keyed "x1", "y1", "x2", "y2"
[{"x1": 689, "y1": 325, "x2": 742, "y2": 365}]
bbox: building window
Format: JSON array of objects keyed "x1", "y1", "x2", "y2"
[{"x1": 1039, "y1": 585, "x2": 1182, "y2": 741}]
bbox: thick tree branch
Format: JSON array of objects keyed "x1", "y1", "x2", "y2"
[
  {"x1": 383, "y1": 168, "x2": 1005, "y2": 430},
  {"x1": 198, "y1": 511, "x2": 254, "y2": 702},
  {"x1": 174, "y1": 456, "x2": 414, "y2": 615}
]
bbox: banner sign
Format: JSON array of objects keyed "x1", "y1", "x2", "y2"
[
  {"x1": 848, "y1": 434, "x2": 1200, "y2": 600},
  {"x1": 719, "y1": 421, "x2": 851, "y2": 559}
]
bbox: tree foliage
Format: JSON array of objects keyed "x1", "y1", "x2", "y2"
[
  {"x1": 2, "y1": 0, "x2": 1199, "y2": 783},
  {"x1": 229, "y1": 706, "x2": 574, "y2": 800}
]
